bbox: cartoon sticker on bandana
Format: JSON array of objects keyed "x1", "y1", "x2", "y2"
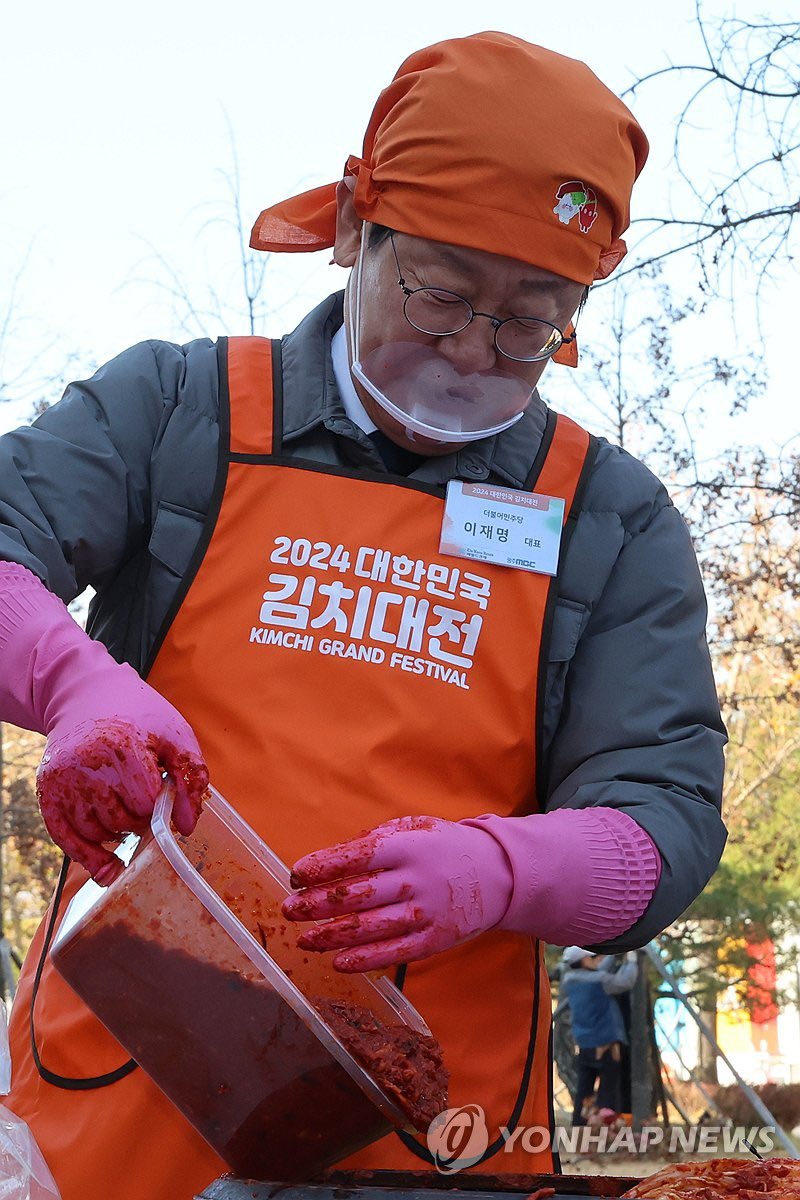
[{"x1": 553, "y1": 181, "x2": 599, "y2": 233}]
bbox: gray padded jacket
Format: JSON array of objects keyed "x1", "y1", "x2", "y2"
[{"x1": 0, "y1": 293, "x2": 727, "y2": 952}]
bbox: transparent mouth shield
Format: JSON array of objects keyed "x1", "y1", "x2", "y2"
[{"x1": 349, "y1": 225, "x2": 535, "y2": 443}]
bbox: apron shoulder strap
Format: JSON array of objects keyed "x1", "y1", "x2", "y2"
[
  {"x1": 225, "y1": 336, "x2": 281, "y2": 456},
  {"x1": 525, "y1": 408, "x2": 598, "y2": 558},
  {"x1": 525, "y1": 410, "x2": 594, "y2": 515},
  {"x1": 526, "y1": 409, "x2": 599, "y2": 807}
]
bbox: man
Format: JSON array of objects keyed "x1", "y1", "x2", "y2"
[
  {"x1": 0, "y1": 32, "x2": 726, "y2": 1200},
  {"x1": 560, "y1": 947, "x2": 639, "y2": 1128}
]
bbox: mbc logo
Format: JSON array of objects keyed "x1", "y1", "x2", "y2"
[{"x1": 426, "y1": 1104, "x2": 489, "y2": 1174}]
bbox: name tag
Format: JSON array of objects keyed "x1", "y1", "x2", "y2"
[{"x1": 440, "y1": 481, "x2": 565, "y2": 575}]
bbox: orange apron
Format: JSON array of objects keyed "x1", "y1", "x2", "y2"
[{"x1": 7, "y1": 336, "x2": 595, "y2": 1200}]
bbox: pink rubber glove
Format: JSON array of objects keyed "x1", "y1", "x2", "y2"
[
  {"x1": 283, "y1": 815, "x2": 513, "y2": 971},
  {"x1": 0, "y1": 563, "x2": 208, "y2": 884},
  {"x1": 283, "y1": 807, "x2": 661, "y2": 973}
]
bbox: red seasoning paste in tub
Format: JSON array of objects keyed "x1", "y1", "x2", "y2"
[{"x1": 314, "y1": 998, "x2": 448, "y2": 1131}]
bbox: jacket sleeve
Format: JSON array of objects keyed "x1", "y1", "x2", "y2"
[
  {"x1": 545, "y1": 499, "x2": 727, "y2": 952},
  {"x1": 0, "y1": 341, "x2": 182, "y2": 601}
]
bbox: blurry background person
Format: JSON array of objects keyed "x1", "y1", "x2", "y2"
[{"x1": 561, "y1": 947, "x2": 639, "y2": 1127}]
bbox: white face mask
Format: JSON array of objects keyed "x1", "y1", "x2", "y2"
[{"x1": 349, "y1": 224, "x2": 533, "y2": 444}]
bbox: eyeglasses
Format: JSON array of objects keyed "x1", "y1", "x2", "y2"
[{"x1": 389, "y1": 231, "x2": 575, "y2": 363}]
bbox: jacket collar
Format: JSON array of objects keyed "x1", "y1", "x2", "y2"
[{"x1": 279, "y1": 291, "x2": 549, "y2": 487}]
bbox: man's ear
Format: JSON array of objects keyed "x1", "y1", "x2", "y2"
[{"x1": 333, "y1": 178, "x2": 362, "y2": 267}]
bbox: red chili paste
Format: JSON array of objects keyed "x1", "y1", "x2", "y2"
[
  {"x1": 56, "y1": 923, "x2": 447, "y2": 1179},
  {"x1": 314, "y1": 997, "x2": 448, "y2": 1131}
]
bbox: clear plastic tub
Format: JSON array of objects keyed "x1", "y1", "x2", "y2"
[{"x1": 50, "y1": 786, "x2": 436, "y2": 1180}]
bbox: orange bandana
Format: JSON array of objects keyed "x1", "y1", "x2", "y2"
[{"x1": 251, "y1": 31, "x2": 648, "y2": 289}]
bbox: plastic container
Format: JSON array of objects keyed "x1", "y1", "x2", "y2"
[{"x1": 51, "y1": 786, "x2": 434, "y2": 1180}]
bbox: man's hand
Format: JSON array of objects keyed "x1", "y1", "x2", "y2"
[
  {"x1": 282, "y1": 815, "x2": 513, "y2": 972},
  {"x1": 0, "y1": 565, "x2": 208, "y2": 885},
  {"x1": 37, "y1": 708, "x2": 208, "y2": 885}
]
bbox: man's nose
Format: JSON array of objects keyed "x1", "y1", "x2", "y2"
[{"x1": 436, "y1": 318, "x2": 498, "y2": 373}]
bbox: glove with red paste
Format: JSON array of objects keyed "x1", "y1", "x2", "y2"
[
  {"x1": 284, "y1": 807, "x2": 661, "y2": 972},
  {"x1": 284, "y1": 815, "x2": 513, "y2": 972},
  {"x1": 0, "y1": 563, "x2": 208, "y2": 884}
]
